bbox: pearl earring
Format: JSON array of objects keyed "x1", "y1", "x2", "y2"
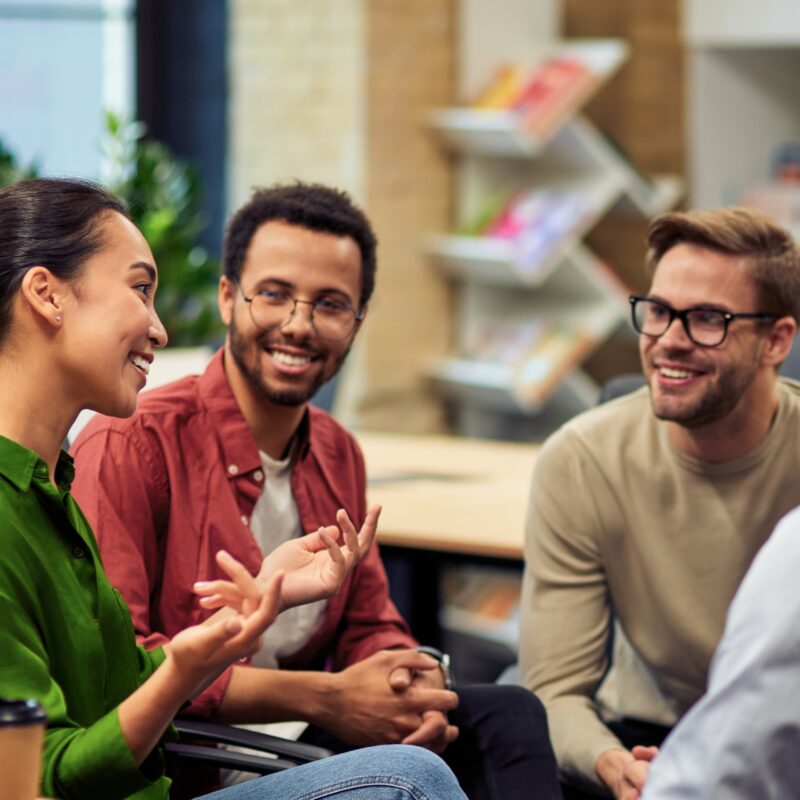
[{"x1": 55, "y1": 315, "x2": 62, "y2": 322}]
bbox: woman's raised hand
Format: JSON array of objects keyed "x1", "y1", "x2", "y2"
[{"x1": 168, "y1": 551, "x2": 284, "y2": 680}]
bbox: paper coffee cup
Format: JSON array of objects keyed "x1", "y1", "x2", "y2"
[{"x1": 0, "y1": 699, "x2": 47, "y2": 800}]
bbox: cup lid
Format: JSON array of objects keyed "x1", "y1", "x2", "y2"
[{"x1": 0, "y1": 699, "x2": 47, "y2": 726}]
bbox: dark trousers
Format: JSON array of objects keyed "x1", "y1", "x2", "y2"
[
  {"x1": 303, "y1": 684, "x2": 563, "y2": 800},
  {"x1": 560, "y1": 718, "x2": 672, "y2": 800}
]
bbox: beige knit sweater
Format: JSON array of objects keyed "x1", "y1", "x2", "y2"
[{"x1": 520, "y1": 381, "x2": 800, "y2": 790}]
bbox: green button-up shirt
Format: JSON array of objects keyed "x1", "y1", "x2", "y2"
[{"x1": 0, "y1": 436, "x2": 170, "y2": 799}]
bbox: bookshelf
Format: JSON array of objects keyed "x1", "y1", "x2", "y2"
[
  {"x1": 440, "y1": 564, "x2": 521, "y2": 652},
  {"x1": 427, "y1": 38, "x2": 682, "y2": 438}
]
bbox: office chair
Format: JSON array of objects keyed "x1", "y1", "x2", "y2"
[
  {"x1": 596, "y1": 373, "x2": 646, "y2": 404},
  {"x1": 164, "y1": 718, "x2": 334, "y2": 799}
]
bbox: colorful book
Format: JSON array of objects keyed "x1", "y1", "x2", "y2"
[
  {"x1": 469, "y1": 188, "x2": 587, "y2": 275},
  {"x1": 471, "y1": 55, "x2": 598, "y2": 139},
  {"x1": 463, "y1": 320, "x2": 597, "y2": 406}
]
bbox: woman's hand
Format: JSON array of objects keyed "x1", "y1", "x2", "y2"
[
  {"x1": 169, "y1": 550, "x2": 284, "y2": 683},
  {"x1": 195, "y1": 505, "x2": 381, "y2": 612},
  {"x1": 120, "y1": 552, "x2": 283, "y2": 764}
]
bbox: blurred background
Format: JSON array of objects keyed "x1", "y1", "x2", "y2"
[{"x1": 2, "y1": 0, "x2": 799, "y2": 443}]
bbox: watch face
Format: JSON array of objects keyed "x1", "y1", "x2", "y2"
[{"x1": 416, "y1": 646, "x2": 454, "y2": 689}]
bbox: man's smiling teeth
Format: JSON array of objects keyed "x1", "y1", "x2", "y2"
[
  {"x1": 661, "y1": 366, "x2": 692, "y2": 379},
  {"x1": 272, "y1": 351, "x2": 311, "y2": 366},
  {"x1": 129, "y1": 355, "x2": 150, "y2": 375}
]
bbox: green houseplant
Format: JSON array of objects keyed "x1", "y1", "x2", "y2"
[
  {"x1": 102, "y1": 111, "x2": 223, "y2": 346},
  {"x1": 0, "y1": 139, "x2": 38, "y2": 186}
]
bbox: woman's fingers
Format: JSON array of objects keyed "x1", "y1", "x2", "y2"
[
  {"x1": 196, "y1": 551, "x2": 275, "y2": 619},
  {"x1": 216, "y1": 549, "x2": 260, "y2": 615},
  {"x1": 197, "y1": 594, "x2": 226, "y2": 609},
  {"x1": 194, "y1": 580, "x2": 244, "y2": 611},
  {"x1": 194, "y1": 578, "x2": 238, "y2": 597},
  {"x1": 221, "y1": 571, "x2": 285, "y2": 660}
]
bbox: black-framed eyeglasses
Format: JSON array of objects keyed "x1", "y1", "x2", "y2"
[
  {"x1": 236, "y1": 282, "x2": 364, "y2": 341},
  {"x1": 629, "y1": 295, "x2": 778, "y2": 348}
]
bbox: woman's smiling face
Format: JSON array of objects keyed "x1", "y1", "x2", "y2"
[{"x1": 58, "y1": 211, "x2": 168, "y2": 418}]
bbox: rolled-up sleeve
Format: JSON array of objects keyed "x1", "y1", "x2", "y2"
[{"x1": 0, "y1": 596, "x2": 167, "y2": 800}]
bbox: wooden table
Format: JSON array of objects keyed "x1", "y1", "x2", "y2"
[
  {"x1": 357, "y1": 432, "x2": 539, "y2": 646},
  {"x1": 360, "y1": 431, "x2": 538, "y2": 560}
]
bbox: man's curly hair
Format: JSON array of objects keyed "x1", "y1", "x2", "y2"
[{"x1": 223, "y1": 182, "x2": 377, "y2": 311}]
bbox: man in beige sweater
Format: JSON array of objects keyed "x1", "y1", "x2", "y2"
[{"x1": 520, "y1": 207, "x2": 800, "y2": 799}]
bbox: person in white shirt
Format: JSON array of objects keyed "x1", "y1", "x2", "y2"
[{"x1": 641, "y1": 505, "x2": 800, "y2": 799}]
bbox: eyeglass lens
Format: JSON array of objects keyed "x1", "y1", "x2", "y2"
[
  {"x1": 249, "y1": 295, "x2": 357, "y2": 340},
  {"x1": 632, "y1": 299, "x2": 728, "y2": 346}
]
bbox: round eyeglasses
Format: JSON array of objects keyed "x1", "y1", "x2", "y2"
[
  {"x1": 629, "y1": 295, "x2": 778, "y2": 348},
  {"x1": 237, "y1": 282, "x2": 363, "y2": 341}
]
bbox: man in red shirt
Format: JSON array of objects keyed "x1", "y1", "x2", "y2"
[{"x1": 71, "y1": 183, "x2": 560, "y2": 800}]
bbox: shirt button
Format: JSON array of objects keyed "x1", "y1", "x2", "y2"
[
  {"x1": 228, "y1": 464, "x2": 239, "y2": 475},
  {"x1": 240, "y1": 515, "x2": 249, "y2": 526},
  {"x1": 72, "y1": 546, "x2": 85, "y2": 559},
  {"x1": 253, "y1": 470, "x2": 264, "y2": 482}
]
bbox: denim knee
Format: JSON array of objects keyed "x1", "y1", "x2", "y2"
[
  {"x1": 367, "y1": 745, "x2": 466, "y2": 798},
  {"x1": 195, "y1": 744, "x2": 466, "y2": 800}
]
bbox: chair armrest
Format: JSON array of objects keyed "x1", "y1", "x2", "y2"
[
  {"x1": 173, "y1": 718, "x2": 334, "y2": 764},
  {"x1": 163, "y1": 742, "x2": 300, "y2": 775}
]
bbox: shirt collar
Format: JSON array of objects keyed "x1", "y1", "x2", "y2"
[
  {"x1": 0, "y1": 436, "x2": 75, "y2": 492},
  {"x1": 197, "y1": 349, "x2": 313, "y2": 477}
]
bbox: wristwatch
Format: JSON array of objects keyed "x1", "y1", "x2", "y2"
[{"x1": 416, "y1": 645, "x2": 454, "y2": 689}]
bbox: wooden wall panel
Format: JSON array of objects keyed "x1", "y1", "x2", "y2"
[
  {"x1": 564, "y1": 0, "x2": 686, "y2": 382},
  {"x1": 358, "y1": 0, "x2": 456, "y2": 432}
]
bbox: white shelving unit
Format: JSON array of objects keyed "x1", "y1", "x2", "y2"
[
  {"x1": 426, "y1": 38, "x2": 682, "y2": 437},
  {"x1": 683, "y1": 0, "x2": 800, "y2": 219}
]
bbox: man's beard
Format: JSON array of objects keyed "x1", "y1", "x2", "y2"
[
  {"x1": 648, "y1": 352, "x2": 760, "y2": 429},
  {"x1": 228, "y1": 316, "x2": 350, "y2": 407}
]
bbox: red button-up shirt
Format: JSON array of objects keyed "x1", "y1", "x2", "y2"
[{"x1": 71, "y1": 349, "x2": 416, "y2": 717}]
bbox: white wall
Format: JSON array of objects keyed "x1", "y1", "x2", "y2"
[{"x1": 683, "y1": 0, "x2": 800, "y2": 209}]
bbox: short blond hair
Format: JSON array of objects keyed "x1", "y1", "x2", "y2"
[{"x1": 646, "y1": 207, "x2": 800, "y2": 321}]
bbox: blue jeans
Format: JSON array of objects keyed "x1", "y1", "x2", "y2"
[{"x1": 195, "y1": 745, "x2": 467, "y2": 800}]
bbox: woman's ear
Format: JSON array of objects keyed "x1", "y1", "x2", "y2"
[{"x1": 19, "y1": 267, "x2": 65, "y2": 328}]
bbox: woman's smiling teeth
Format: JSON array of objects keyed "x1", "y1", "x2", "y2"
[
  {"x1": 271, "y1": 350, "x2": 312, "y2": 366},
  {"x1": 129, "y1": 354, "x2": 150, "y2": 375}
]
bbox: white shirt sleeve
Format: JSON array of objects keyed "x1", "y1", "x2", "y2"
[{"x1": 642, "y1": 506, "x2": 800, "y2": 800}]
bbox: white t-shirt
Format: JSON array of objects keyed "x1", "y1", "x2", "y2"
[
  {"x1": 223, "y1": 446, "x2": 327, "y2": 783},
  {"x1": 248, "y1": 445, "x2": 327, "y2": 669}
]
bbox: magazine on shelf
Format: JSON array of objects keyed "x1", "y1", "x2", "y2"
[
  {"x1": 742, "y1": 184, "x2": 800, "y2": 241},
  {"x1": 740, "y1": 143, "x2": 800, "y2": 242},
  {"x1": 472, "y1": 55, "x2": 598, "y2": 140},
  {"x1": 463, "y1": 187, "x2": 588, "y2": 276},
  {"x1": 463, "y1": 319, "x2": 597, "y2": 405},
  {"x1": 440, "y1": 565, "x2": 521, "y2": 648}
]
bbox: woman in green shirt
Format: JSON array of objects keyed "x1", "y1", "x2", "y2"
[{"x1": 0, "y1": 177, "x2": 466, "y2": 800}]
